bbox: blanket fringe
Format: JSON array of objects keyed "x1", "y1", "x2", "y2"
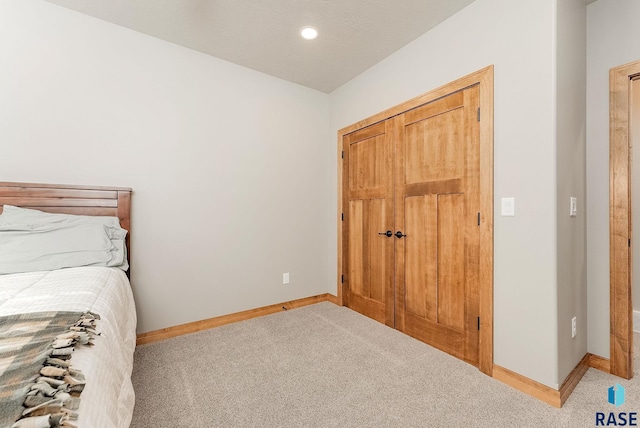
[{"x1": 11, "y1": 312, "x2": 100, "y2": 428}]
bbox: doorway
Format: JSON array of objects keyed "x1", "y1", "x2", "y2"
[
  {"x1": 609, "y1": 59, "x2": 640, "y2": 379},
  {"x1": 633, "y1": 77, "x2": 640, "y2": 356},
  {"x1": 337, "y1": 66, "x2": 494, "y2": 375}
]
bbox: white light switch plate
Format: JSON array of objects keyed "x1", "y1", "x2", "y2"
[
  {"x1": 570, "y1": 197, "x2": 577, "y2": 217},
  {"x1": 501, "y1": 197, "x2": 515, "y2": 216}
]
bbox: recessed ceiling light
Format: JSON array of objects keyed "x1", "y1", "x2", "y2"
[{"x1": 300, "y1": 26, "x2": 318, "y2": 40}]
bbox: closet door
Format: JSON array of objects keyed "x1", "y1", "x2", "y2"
[
  {"x1": 342, "y1": 120, "x2": 395, "y2": 326},
  {"x1": 394, "y1": 87, "x2": 481, "y2": 365}
]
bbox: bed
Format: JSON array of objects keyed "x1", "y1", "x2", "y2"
[{"x1": 0, "y1": 182, "x2": 136, "y2": 428}]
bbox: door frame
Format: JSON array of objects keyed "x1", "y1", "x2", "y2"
[
  {"x1": 609, "y1": 59, "x2": 640, "y2": 379},
  {"x1": 336, "y1": 65, "x2": 494, "y2": 376}
]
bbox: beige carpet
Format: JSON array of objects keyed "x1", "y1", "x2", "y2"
[{"x1": 131, "y1": 302, "x2": 639, "y2": 427}]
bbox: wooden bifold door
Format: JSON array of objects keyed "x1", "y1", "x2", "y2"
[{"x1": 341, "y1": 74, "x2": 490, "y2": 369}]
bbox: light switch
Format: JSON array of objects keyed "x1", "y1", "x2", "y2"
[
  {"x1": 570, "y1": 197, "x2": 577, "y2": 217},
  {"x1": 501, "y1": 197, "x2": 515, "y2": 216}
]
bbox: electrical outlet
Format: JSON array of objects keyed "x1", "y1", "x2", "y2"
[
  {"x1": 283, "y1": 273, "x2": 290, "y2": 284},
  {"x1": 571, "y1": 316, "x2": 577, "y2": 338}
]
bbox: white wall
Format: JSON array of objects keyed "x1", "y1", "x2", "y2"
[
  {"x1": 0, "y1": 0, "x2": 333, "y2": 333},
  {"x1": 586, "y1": 0, "x2": 640, "y2": 358},
  {"x1": 330, "y1": 0, "x2": 561, "y2": 388},
  {"x1": 555, "y1": 0, "x2": 587, "y2": 382}
]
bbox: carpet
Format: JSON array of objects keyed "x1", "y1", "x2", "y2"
[{"x1": 131, "y1": 302, "x2": 639, "y2": 427}]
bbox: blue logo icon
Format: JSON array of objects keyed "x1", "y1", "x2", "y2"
[{"x1": 608, "y1": 383, "x2": 625, "y2": 407}]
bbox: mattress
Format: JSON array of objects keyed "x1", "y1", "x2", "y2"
[{"x1": 0, "y1": 266, "x2": 137, "y2": 428}]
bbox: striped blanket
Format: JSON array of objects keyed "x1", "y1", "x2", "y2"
[{"x1": 0, "y1": 311, "x2": 100, "y2": 428}]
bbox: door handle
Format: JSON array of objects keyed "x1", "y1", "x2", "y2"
[
  {"x1": 395, "y1": 231, "x2": 407, "y2": 238},
  {"x1": 378, "y1": 230, "x2": 393, "y2": 237}
]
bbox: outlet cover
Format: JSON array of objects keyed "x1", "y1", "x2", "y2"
[
  {"x1": 501, "y1": 197, "x2": 515, "y2": 216},
  {"x1": 570, "y1": 197, "x2": 577, "y2": 217}
]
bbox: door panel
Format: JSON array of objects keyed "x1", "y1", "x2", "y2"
[
  {"x1": 368, "y1": 198, "x2": 387, "y2": 302},
  {"x1": 348, "y1": 200, "x2": 364, "y2": 296},
  {"x1": 396, "y1": 86, "x2": 480, "y2": 365},
  {"x1": 404, "y1": 195, "x2": 437, "y2": 321},
  {"x1": 349, "y1": 135, "x2": 387, "y2": 191},
  {"x1": 347, "y1": 199, "x2": 388, "y2": 301},
  {"x1": 437, "y1": 193, "x2": 465, "y2": 332},
  {"x1": 405, "y1": 108, "x2": 465, "y2": 184},
  {"x1": 343, "y1": 121, "x2": 395, "y2": 326}
]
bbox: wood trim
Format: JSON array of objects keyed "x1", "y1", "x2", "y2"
[
  {"x1": 478, "y1": 66, "x2": 495, "y2": 376},
  {"x1": 338, "y1": 133, "x2": 345, "y2": 306},
  {"x1": 609, "y1": 59, "x2": 640, "y2": 379},
  {"x1": 326, "y1": 294, "x2": 339, "y2": 305},
  {"x1": 336, "y1": 66, "x2": 494, "y2": 375},
  {"x1": 338, "y1": 66, "x2": 494, "y2": 136},
  {"x1": 586, "y1": 353, "x2": 611, "y2": 374},
  {"x1": 493, "y1": 354, "x2": 592, "y2": 408},
  {"x1": 558, "y1": 354, "x2": 590, "y2": 405},
  {"x1": 493, "y1": 365, "x2": 562, "y2": 408},
  {"x1": 136, "y1": 294, "x2": 337, "y2": 346}
]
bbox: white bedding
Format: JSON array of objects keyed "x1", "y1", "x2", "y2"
[{"x1": 0, "y1": 266, "x2": 137, "y2": 428}]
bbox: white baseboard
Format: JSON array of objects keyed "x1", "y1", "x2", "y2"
[{"x1": 634, "y1": 310, "x2": 640, "y2": 333}]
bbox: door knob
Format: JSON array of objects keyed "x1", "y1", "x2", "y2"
[
  {"x1": 378, "y1": 230, "x2": 393, "y2": 237},
  {"x1": 395, "y1": 231, "x2": 407, "y2": 238}
]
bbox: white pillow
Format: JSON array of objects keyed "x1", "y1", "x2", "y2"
[{"x1": 0, "y1": 206, "x2": 129, "y2": 274}]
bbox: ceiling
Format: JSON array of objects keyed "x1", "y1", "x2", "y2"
[{"x1": 44, "y1": 0, "x2": 475, "y2": 93}]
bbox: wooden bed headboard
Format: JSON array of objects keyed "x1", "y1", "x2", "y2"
[{"x1": 0, "y1": 181, "x2": 132, "y2": 267}]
